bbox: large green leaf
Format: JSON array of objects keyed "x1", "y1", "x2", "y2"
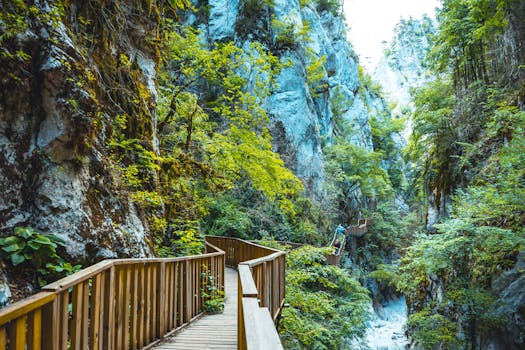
[
  {"x1": 0, "y1": 236, "x2": 20, "y2": 246},
  {"x1": 11, "y1": 253, "x2": 25, "y2": 266},
  {"x1": 27, "y1": 241, "x2": 42, "y2": 250},
  {"x1": 2, "y1": 242, "x2": 24, "y2": 253},
  {"x1": 47, "y1": 234, "x2": 66, "y2": 247},
  {"x1": 32, "y1": 235, "x2": 53, "y2": 246},
  {"x1": 15, "y1": 227, "x2": 34, "y2": 239}
]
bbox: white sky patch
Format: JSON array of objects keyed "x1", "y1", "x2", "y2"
[{"x1": 344, "y1": 0, "x2": 441, "y2": 70}]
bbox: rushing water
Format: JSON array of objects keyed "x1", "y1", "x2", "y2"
[{"x1": 363, "y1": 297, "x2": 409, "y2": 350}]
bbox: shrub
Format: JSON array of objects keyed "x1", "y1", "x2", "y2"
[
  {"x1": 201, "y1": 270, "x2": 225, "y2": 313},
  {"x1": 0, "y1": 227, "x2": 81, "y2": 286}
]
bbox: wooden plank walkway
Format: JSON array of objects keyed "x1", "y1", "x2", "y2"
[{"x1": 154, "y1": 267, "x2": 238, "y2": 350}]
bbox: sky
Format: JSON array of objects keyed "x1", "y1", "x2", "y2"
[{"x1": 344, "y1": 0, "x2": 441, "y2": 70}]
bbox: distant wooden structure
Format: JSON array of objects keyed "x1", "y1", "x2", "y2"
[
  {"x1": 325, "y1": 231, "x2": 346, "y2": 266},
  {"x1": 347, "y1": 218, "x2": 372, "y2": 238}
]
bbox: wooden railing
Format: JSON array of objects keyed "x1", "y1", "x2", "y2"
[
  {"x1": 0, "y1": 243, "x2": 224, "y2": 350},
  {"x1": 347, "y1": 218, "x2": 372, "y2": 237},
  {"x1": 205, "y1": 236, "x2": 285, "y2": 350},
  {"x1": 326, "y1": 231, "x2": 346, "y2": 266}
]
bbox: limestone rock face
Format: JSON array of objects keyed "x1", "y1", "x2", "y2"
[
  {"x1": 205, "y1": 0, "x2": 378, "y2": 198},
  {"x1": 488, "y1": 252, "x2": 525, "y2": 350},
  {"x1": 208, "y1": 0, "x2": 240, "y2": 41},
  {"x1": 373, "y1": 16, "x2": 435, "y2": 137},
  {"x1": 372, "y1": 16, "x2": 435, "y2": 219},
  {"x1": 0, "y1": 1, "x2": 155, "y2": 263}
]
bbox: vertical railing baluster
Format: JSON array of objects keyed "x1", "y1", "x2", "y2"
[
  {"x1": 130, "y1": 265, "x2": 138, "y2": 350},
  {"x1": 71, "y1": 283, "x2": 83, "y2": 349},
  {"x1": 158, "y1": 261, "x2": 166, "y2": 338},
  {"x1": 90, "y1": 273, "x2": 103, "y2": 350},
  {"x1": 103, "y1": 266, "x2": 115, "y2": 350},
  {"x1": 123, "y1": 266, "x2": 131, "y2": 349},
  {"x1": 137, "y1": 264, "x2": 145, "y2": 348}
]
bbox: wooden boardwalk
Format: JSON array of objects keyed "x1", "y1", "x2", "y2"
[{"x1": 154, "y1": 268, "x2": 238, "y2": 350}]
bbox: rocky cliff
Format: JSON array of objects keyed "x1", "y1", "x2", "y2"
[
  {"x1": 0, "y1": 0, "x2": 392, "y2": 251},
  {"x1": 373, "y1": 16, "x2": 435, "y2": 117},
  {"x1": 202, "y1": 0, "x2": 380, "y2": 198},
  {"x1": 372, "y1": 16, "x2": 436, "y2": 223},
  {"x1": 0, "y1": 0, "x2": 397, "y2": 299},
  {"x1": 0, "y1": 1, "x2": 171, "y2": 262}
]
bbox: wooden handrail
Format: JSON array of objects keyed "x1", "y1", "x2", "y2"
[
  {"x1": 205, "y1": 236, "x2": 285, "y2": 350},
  {"x1": 326, "y1": 230, "x2": 346, "y2": 266},
  {"x1": 0, "y1": 242, "x2": 225, "y2": 349},
  {"x1": 347, "y1": 218, "x2": 372, "y2": 237}
]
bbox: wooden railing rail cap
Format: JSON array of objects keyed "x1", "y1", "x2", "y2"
[
  {"x1": 42, "y1": 248, "x2": 225, "y2": 293},
  {"x1": 242, "y1": 298, "x2": 284, "y2": 350},
  {"x1": 238, "y1": 265, "x2": 258, "y2": 297},
  {"x1": 205, "y1": 241, "x2": 224, "y2": 254},
  {"x1": 41, "y1": 259, "x2": 114, "y2": 292},
  {"x1": 241, "y1": 251, "x2": 285, "y2": 267},
  {"x1": 0, "y1": 291, "x2": 55, "y2": 325},
  {"x1": 206, "y1": 235, "x2": 282, "y2": 254}
]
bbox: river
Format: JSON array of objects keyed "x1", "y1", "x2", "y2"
[
  {"x1": 349, "y1": 296, "x2": 409, "y2": 349},
  {"x1": 365, "y1": 297, "x2": 409, "y2": 350}
]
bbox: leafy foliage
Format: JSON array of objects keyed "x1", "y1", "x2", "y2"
[
  {"x1": 142, "y1": 25, "x2": 305, "y2": 255},
  {"x1": 300, "y1": 0, "x2": 343, "y2": 15},
  {"x1": 279, "y1": 246, "x2": 370, "y2": 349},
  {"x1": 394, "y1": 0, "x2": 525, "y2": 346},
  {"x1": 0, "y1": 227, "x2": 81, "y2": 286},
  {"x1": 201, "y1": 270, "x2": 225, "y2": 314}
]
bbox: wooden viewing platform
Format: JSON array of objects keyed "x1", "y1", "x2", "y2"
[
  {"x1": 0, "y1": 237, "x2": 285, "y2": 350},
  {"x1": 347, "y1": 218, "x2": 372, "y2": 237},
  {"x1": 154, "y1": 267, "x2": 238, "y2": 349}
]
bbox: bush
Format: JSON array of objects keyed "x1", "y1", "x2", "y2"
[
  {"x1": 279, "y1": 246, "x2": 371, "y2": 348},
  {"x1": 0, "y1": 227, "x2": 81, "y2": 286},
  {"x1": 314, "y1": 0, "x2": 342, "y2": 15},
  {"x1": 201, "y1": 270, "x2": 225, "y2": 314}
]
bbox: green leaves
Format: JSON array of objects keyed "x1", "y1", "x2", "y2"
[
  {"x1": 279, "y1": 246, "x2": 371, "y2": 349},
  {"x1": 395, "y1": 217, "x2": 524, "y2": 346},
  {"x1": 0, "y1": 227, "x2": 81, "y2": 285},
  {"x1": 10, "y1": 253, "x2": 25, "y2": 266},
  {"x1": 406, "y1": 309, "x2": 460, "y2": 349},
  {"x1": 150, "y1": 24, "x2": 307, "y2": 256},
  {"x1": 326, "y1": 142, "x2": 393, "y2": 202}
]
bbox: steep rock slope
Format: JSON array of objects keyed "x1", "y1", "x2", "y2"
[
  {"x1": 0, "y1": 0, "x2": 400, "y2": 301},
  {"x1": 372, "y1": 16, "x2": 436, "y2": 223},
  {"x1": 373, "y1": 16, "x2": 435, "y2": 133},
  {"x1": 203, "y1": 0, "x2": 379, "y2": 198},
  {"x1": 0, "y1": 1, "x2": 170, "y2": 261}
]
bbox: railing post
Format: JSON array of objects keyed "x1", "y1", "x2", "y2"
[
  {"x1": 103, "y1": 266, "x2": 115, "y2": 350},
  {"x1": 41, "y1": 298, "x2": 58, "y2": 350},
  {"x1": 90, "y1": 273, "x2": 103, "y2": 350},
  {"x1": 184, "y1": 260, "x2": 191, "y2": 323},
  {"x1": 138, "y1": 264, "x2": 145, "y2": 348},
  {"x1": 261, "y1": 262, "x2": 267, "y2": 308},
  {"x1": 158, "y1": 261, "x2": 166, "y2": 338}
]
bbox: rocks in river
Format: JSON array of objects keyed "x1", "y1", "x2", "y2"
[{"x1": 364, "y1": 297, "x2": 409, "y2": 350}]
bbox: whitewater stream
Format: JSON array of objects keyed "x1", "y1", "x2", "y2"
[{"x1": 352, "y1": 297, "x2": 409, "y2": 350}]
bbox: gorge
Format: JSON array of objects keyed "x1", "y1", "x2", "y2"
[{"x1": 0, "y1": 0, "x2": 524, "y2": 349}]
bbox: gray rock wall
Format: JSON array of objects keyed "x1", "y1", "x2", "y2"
[
  {"x1": 205, "y1": 0, "x2": 379, "y2": 198},
  {"x1": 0, "y1": 1, "x2": 156, "y2": 262}
]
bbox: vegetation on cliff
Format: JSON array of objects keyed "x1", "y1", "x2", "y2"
[{"x1": 371, "y1": 0, "x2": 525, "y2": 348}]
